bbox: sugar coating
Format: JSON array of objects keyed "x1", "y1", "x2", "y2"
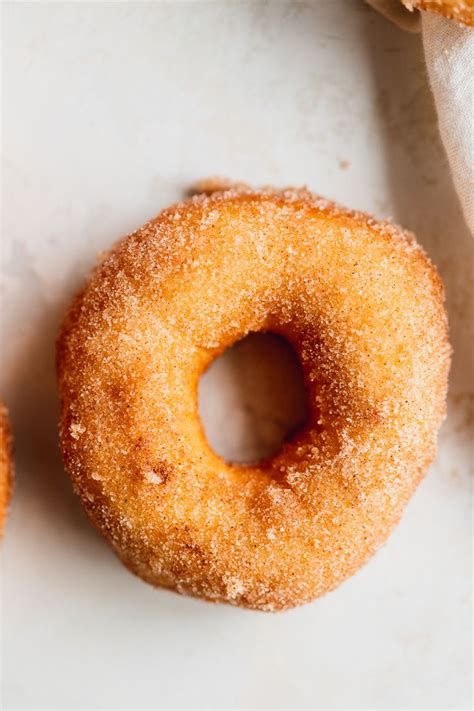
[
  {"x1": 0, "y1": 401, "x2": 13, "y2": 537},
  {"x1": 144, "y1": 470, "x2": 163, "y2": 485},
  {"x1": 70, "y1": 422, "x2": 86, "y2": 439},
  {"x1": 57, "y1": 185, "x2": 450, "y2": 611}
]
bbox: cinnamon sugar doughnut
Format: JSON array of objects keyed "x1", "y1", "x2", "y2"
[
  {"x1": 401, "y1": 0, "x2": 474, "y2": 25},
  {"x1": 0, "y1": 402, "x2": 13, "y2": 537},
  {"x1": 57, "y1": 186, "x2": 450, "y2": 611}
]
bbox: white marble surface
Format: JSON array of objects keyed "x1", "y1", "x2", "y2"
[{"x1": 1, "y1": 1, "x2": 472, "y2": 709}]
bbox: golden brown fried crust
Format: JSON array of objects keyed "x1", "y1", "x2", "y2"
[
  {"x1": 57, "y1": 186, "x2": 450, "y2": 611},
  {"x1": 0, "y1": 402, "x2": 13, "y2": 537},
  {"x1": 402, "y1": 0, "x2": 474, "y2": 25}
]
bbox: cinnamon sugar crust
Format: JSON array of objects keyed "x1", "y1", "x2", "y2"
[{"x1": 57, "y1": 186, "x2": 450, "y2": 610}]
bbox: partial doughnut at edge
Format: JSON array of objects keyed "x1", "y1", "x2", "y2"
[
  {"x1": 0, "y1": 402, "x2": 13, "y2": 537},
  {"x1": 402, "y1": 0, "x2": 474, "y2": 25}
]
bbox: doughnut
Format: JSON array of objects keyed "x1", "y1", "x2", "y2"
[
  {"x1": 0, "y1": 402, "x2": 13, "y2": 537},
  {"x1": 57, "y1": 185, "x2": 450, "y2": 611},
  {"x1": 401, "y1": 0, "x2": 474, "y2": 24}
]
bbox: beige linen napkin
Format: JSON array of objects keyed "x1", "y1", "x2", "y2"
[{"x1": 367, "y1": 1, "x2": 474, "y2": 233}]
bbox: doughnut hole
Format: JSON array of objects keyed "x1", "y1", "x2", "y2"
[{"x1": 198, "y1": 332, "x2": 309, "y2": 465}]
